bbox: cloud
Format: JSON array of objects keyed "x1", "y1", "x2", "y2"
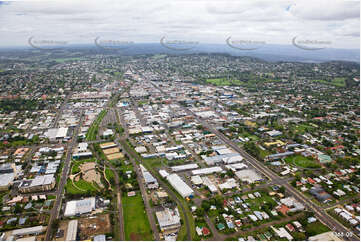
[
  {"x1": 288, "y1": 0, "x2": 359, "y2": 21},
  {"x1": 0, "y1": 0, "x2": 358, "y2": 49}
]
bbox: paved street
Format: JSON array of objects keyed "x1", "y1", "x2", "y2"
[{"x1": 45, "y1": 112, "x2": 84, "y2": 240}]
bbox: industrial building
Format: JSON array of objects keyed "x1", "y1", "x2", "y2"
[
  {"x1": 235, "y1": 169, "x2": 263, "y2": 184},
  {"x1": 64, "y1": 197, "x2": 96, "y2": 217},
  {"x1": 166, "y1": 174, "x2": 194, "y2": 198},
  {"x1": 155, "y1": 208, "x2": 181, "y2": 233},
  {"x1": 45, "y1": 127, "x2": 69, "y2": 142},
  {"x1": 191, "y1": 166, "x2": 223, "y2": 175},
  {"x1": 11, "y1": 226, "x2": 46, "y2": 238},
  {"x1": 66, "y1": 220, "x2": 78, "y2": 241},
  {"x1": 171, "y1": 163, "x2": 198, "y2": 172},
  {"x1": 139, "y1": 164, "x2": 159, "y2": 189}
]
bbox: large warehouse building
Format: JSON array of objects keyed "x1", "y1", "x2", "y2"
[
  {"x1": 166, "y1": 174, "x2": 194, "y2": 198},
  {"x1": 64, "y1": 197, "x2": 96, "y2": 217}
]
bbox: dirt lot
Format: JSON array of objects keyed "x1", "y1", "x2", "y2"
[
  {"x1": 79, "y1": 162, "x2": 104, "y2": 188},
  {"x1": 54, "y1": 220, "x2": 68, "y2": 241},
  {"x1": 78, "y1": 214, "x2": 111, "y2": 240}
]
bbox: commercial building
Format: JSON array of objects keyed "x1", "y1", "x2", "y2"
[
  {"x1": 11, "y1": 226, "x2": 46, "y2": 237},
  {"x1": 72, "y1": 142, "x2": 92, "y2": 159},
  {"x1": 45, "y1": 127, "x2": 69, "y2": 142},
  {"x1": 18, "y1": 174, "x2": 56, "y2": 193},
  {"x1": 0, "y1": 163, "x2": 16, "y2": 191}
]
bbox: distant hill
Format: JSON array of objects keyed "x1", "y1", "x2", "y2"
[{"x1": 0, "y1": 43, "x2": 359, "y2": 63}]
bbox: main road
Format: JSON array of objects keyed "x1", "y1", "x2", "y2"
[{"x1": 45, "y1": 112, "x2": 84, "y2": 240}]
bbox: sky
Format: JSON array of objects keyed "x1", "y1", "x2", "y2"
[{"x1": 0, "y1": 0, "x2": 359, "y2": 49}]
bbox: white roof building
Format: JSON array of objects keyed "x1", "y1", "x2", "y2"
[
  {"x1": 191, "y1": 166, "x2": 223, "y2": 175},
  {"x1": 12, "y1": 226, "x2": 46, "y2": 237},
  {"x1": 235, "y1": 169, "x2": 263, "y2": 183},
  {"x1": 222, "y1": 155, "x2": 243, "y2": 164},
  {"x1": 155, "y1": 208, "x2": 181, "y2": 231},
  {"x1": 159, "y1": 169, "x2": 170, "y2": 178},
  {"x1": 135, "y1": 146, "x2": 147, "y2": 153},
  {"x1": 271, "y1": 226, "x2": 293, "y2": 241},
  {"x1": 64, "y1": 197, "x2": 96, "y2": 217},
  {"x1": 45, "y1": 127, "x2": 68, "y2": 141},
  {"x1": 166, "y1": 174, "x2": 194, "y2": 198},
  {"x1": 202, "y1": 176, "x2": 218, "y2": 193},
  {"x1": 103, "y1": 129, "x2": 114, "y2": 137},
  {"x1": 225, "y1": 163, "x2": 248, "y2": 171},
  {"x1": 216, "y1": 148, "x2": 234, "y2": 155},
  {"x1": 78, "y1": 142, "x2": 88, "y2": 152},
  {"x1": 56, "y1": 127, "x2": 68, "y2": 139},
  {"x1": 219, "y1": 178, "x2": 238, "y2": 190},
  {"x1": 66, "y1": 220, "x2": 78, "y2": 241},
  {"x1": 171, "y1": 164, "x2": 198, "y2": 172},
  {"x1": 30, "y1": 175, "x2": 54, "y2": 187},
  {"x1": 191, "y1": 175, "x2": 203, "y2": 185},
  {"x1": 0, "y1": 173, "x2": 15, "y2": 190}
]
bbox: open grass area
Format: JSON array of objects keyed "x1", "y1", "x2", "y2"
[
  {"x1": 304, "y1": 221, "x2": 330, "y2": 236},
  {"x1": 259, "y1": 148, "x2": 271, "y2": 159},
  {"x1": 206, "y1": 78, "x2": 231, "y2": 86},
  {"x1": 74, "y1": 179, "x2": 98, "y2": 192},
  {"x1": 142, "y1": 157, "x2": 167, "y2": 168},
  {"x1": 312, "y1": 78, "x2": 346, "y2": 87},
  {"x1": 0, "y1": 192, "x2": 7, "y2": 204},
  {"x1": 120, "y1": 140, "x2": 196, "y2": 240},
  {"x1": 206, "y1": 78, "x2": 281, "y2": 86},
  {"x1": 105, "y1": 167, "x2": 115, "y2": 185},
  {"x1": 86, "y1": 110, "x2": 107, "y2": 141},
  {"x1": 206, "y1": 78, "x2": 242, "y2": 86},
  {"x1": 239, "y1": 131, "x2": 259, "y2": 141},
  {"x1": 122, "y1": 192, "x2": 153, "y2": 241},
  {"x1": 290, "y1": 124, "x2": 316, "y2": 135},
  {"x1": 55, "y1": 57, "x2": 82, "y2": 63},
  {"x1": 113, "y1": 71, "x2": 122, "y2": 77},
  {"x1": 65, "y1": 178, "x2": 98, "y2": 195},
  {"x1": 285, "y1": 155, "x2": 321, "y2": 169},
  {"x1": 243, "y1": 191, "x2": 277, "y2": 210},
  {"x1": 65, "y1": 179, "x2": 85, "y2": 195}
]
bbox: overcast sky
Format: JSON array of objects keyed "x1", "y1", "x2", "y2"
[{"x1": 0, "y1": 0, "x2": 359, "y2": 49}]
